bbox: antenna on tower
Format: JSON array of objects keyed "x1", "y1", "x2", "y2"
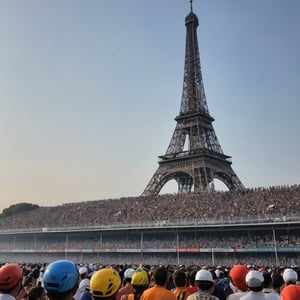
[{"x1": 190, "y1": 0, "x2": 193, "y2": 12}]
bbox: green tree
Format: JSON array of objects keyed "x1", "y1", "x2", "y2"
[{"x1": 0, "y1": 202, "x2": 39, "y2": 218}]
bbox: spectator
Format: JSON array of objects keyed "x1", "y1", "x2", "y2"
[
  {"x1": 240, "y1": 270, "x2": 266, "y2": 300},
  {"x1": 43, "y1": 260, "x2": 79, "y2": 300},
  {"x1": 187, "y1": 269, "x2": 219, "y2": 300},
  {"x1": 262, "y1": 271, "x2": 278, "y2": 300},
  {"x1": 77, "y1": 279, "x2": 91, "y2": 300},
  {"x1": 117, "y1": 268, "x2": 135, "y2": 300},
  {"x1": 172, "y1": 269, "x2": 191, "y2": 300},
  {"x1": 121, "y1": 268, "x2": 149, "y2": 300},
  {"x1": 282, "y1": 269, "x2": 298, "y2": 287},
  {"x1": 228, "y1": 265, "x2": 249, "y2": 300},
  {"x1": 140, "y1": 267, "x2": 176, "y2": 300},
  {"x1": 0, "y1": 264, "x2": 25, "y2": 300},
  {"x1": 28, "y1": 287, "x2": 47, "y2": 300},
  {"x1": 74, "y1": 266, "x2": 91, "y2": 300},
  {"x1": 187, "y1": 269, "x2": 198, "y2": 295},
  {"x1": 279, "y1": 285, "x2": 300, "y2": 300},
  {"x1": 212, "y1": 268, "x2": 231, "y2": 300},
  {"x1": 90, "y1": 268, "x2": 121, "y2": 300},
  {"x1": 269, "y1": 273, "x2": 283, "y2": 298}
]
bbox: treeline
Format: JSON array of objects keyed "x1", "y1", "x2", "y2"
[{"x1": 0, "y1": 203, "x2": 39, "y2": 218}]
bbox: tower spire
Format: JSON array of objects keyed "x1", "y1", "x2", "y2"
[
  {"x1": 190, "y1": 0, "x2": 193, "y2": 13},
  {"x1": 142, "y1": 4, "x2": 244, "y2": 196}
]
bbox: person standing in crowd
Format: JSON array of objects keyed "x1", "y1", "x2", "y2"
[
  {"x1": 187, "y1": 270, "x2": 198, "y2": 295},
  {"x1": 90, "y1": 268, "x2": 121, "y2": 300},
  {"x1": 117, "y1": 268, "x2": 135, "y2": 300},
  {"x1": 43, "y1": 260, "x2": 79, "y2": 300},
  {"x1": 210, "y1": 268, "x2": 228, "y2": 300},
  {"x1": 262, "y1": 271, "x2": 280, "y2": 300},
  {"x1": 228, "y1": 264, "x2": 249, "y2": 300},
  {"x1": 240, "y1": 270, "x2": 266, "y2": 300},
  {"x1": 282, "y1": 269, "x2": 298, "y2": 288},
  {"x1": 172, "y1": 269, "x2": 191, "y2": 300},
  {"x1": 74, "y1": 267, "x2": 91, "y2": 300},
  {"x1": 280, "y1": 284, "x2": 300, "y2": 300},
  {"x1": 77, "y1": 278, "x2": 91, "y2": 300},
  {"x1": 279, "y1": 267, "x2": 299, "y2": 300},
  {"x1": 0, "y1": 263, "x2": 26, "y2": 300},
  {"x1": 187, "y1": 269, "x2": 219, "y2": 300},
  {"x1": 140, "y1": 267, "x2": 176, "y2": 300},
  {"x1": 121, "y1": 268, "x2": 149, "y2": 300},
  {"x1": 28, "y1": 286, "x2": 47, "y2": 300}
]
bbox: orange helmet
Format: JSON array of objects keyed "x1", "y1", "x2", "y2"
[
  {"x1": 229, "y1": 265, "x2": 249, "y2": 291},
  {"x1": 0, "y1": 264, "x2": 23, "y2": 291}
]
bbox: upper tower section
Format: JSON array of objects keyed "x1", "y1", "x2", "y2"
[{"x1": 179, "y1": 0, "x2": 210, "y2": 119}]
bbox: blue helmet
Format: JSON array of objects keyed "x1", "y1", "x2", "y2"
[{"x1": 43, "y1": 260, "x2": 79, "y2": 293}]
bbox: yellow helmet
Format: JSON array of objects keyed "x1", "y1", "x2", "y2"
[
  {"x1": 131, "y1": 268, "x2": 149, "y2": 287},
  {"x1": 90, "y1": 268, "x2": 121, "y2": 298}
]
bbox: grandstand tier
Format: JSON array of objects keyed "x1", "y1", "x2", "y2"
[{"x1": 0, "y1": 186, "x2": 299, "y2": 266}]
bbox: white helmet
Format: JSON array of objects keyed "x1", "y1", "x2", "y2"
[
  {"x1": 124, "y1": 268, "x2": 135, "y2": 279},
  {"x1": 283, "y1": 268, "x2": 298, "y2": 284}
]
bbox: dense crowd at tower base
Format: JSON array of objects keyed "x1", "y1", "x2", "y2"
[
  {"x1": 0, "y1": 260, "x2": 299, "y2": 300},
  {"x1": 0, "y1": 185, "x2": 300, "y2": 299},
  {"x1": 0, "y1": 185, "x2": 299, "y2": 229}
]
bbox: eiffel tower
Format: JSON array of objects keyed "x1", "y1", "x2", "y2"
[{"x1": 142, "y1": 1, "x2": 244, "y2": 196}]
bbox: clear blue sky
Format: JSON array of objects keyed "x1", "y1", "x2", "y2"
[{"x1": 0, "y1": 0, "x2": 299, "y2": 213}]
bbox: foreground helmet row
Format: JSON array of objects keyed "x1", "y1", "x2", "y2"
[
  {"x1": 43, "y1": 260, "x2": 122, "y2": 297},
  {"x1": 0, "y1": 260, "x2": 149, "y2": 298}
]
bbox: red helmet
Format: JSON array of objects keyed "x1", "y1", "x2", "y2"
[{"x1": 0, "y1": 264, "x2": 23, "y2": 290}]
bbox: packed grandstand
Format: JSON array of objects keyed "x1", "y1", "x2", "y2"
[{"x1": 0, "y1": 185, "x2": 299, "y2": 267}]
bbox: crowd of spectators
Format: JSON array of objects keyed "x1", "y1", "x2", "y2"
[
  {"x1": 0, "y1": 252, "x2": 299, "y2": 269},
  {"x1": 0, "y1": 234, "x2": 299, "y2": 251},
  {"x1": 0, "y1": 184, "x2": 299, "y2": 229}
]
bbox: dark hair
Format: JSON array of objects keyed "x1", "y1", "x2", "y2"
[
  {"x1": 263, "y1": 272, "x2": 272, "y2": 288},
  {"x1": 271, "y1": 273, "x2": 284, "y2": 290},
  {"x1": 153, "y1": 267, "x2": 168, "y2": 287},
  {"x1": 197, "y1": 281, "x2": 214, "y2": 291},
  {"x1": 132, "y1": 285, "x2": 148, "y2": 300},
  {"x1": 188, "y1": 270, "x2": 197, "y2": 286},
  {"x1": 46, "y1": 281, "x2": 79, "y2": 300},
  {"x1": 28, "y1": 287, "x2": 45, "y2": 300},
  {"x1": 173, "y1": 270, "x2": 187, "y2": 288},
  {"x1": 248, "y1": 284, "x2": 263, "y2": 292}
]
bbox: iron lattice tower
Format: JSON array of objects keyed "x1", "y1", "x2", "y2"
[{"x1": 142, "y1": 2, "x2": 244, "y2": 196}]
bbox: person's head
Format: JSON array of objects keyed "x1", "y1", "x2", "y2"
[
  {"x1": 131, "y1": 268, "x2": 149, "y2": 289},
  {"x1": 229, "y1": 265, "x2": 249, "y2": 292},
  {"x1": 123, "y1": 268, "x2": 135, "y2": 284},
  {"x1": 43, "y1": 260, "x2": 79, "y2": 300},
  {"x1": 262, "y1": 271, "x2": 272, "y2": 288},
  {"x1": 152, "y1": 267, "x2": 168, "y2": 287},
  {"x1": 245, "y1": 270, "x2": 264, "y2": 292},
  {"x1": 215, "y1": 268, "x2": 225, "y2": 279},
  {"x1": 280, "y1": 284, "x2": 300, "y2": 300},
  {"x1": 173, "y1": 269, "x2": 187, "y2": 288},
  {"x1": 131, "y1": 268, "x2": 149, "y2": 297},
  {"x1": 283, "y1": 268, "x2": 298, "y2": 286},
  {"x1": 28, "y1": 286, "x2": 47, "y2": 300},
  {"x1": 79, "y1": 267, "x2": 89, "y2": 280},
  {"x1": 188, "y1": 269, "x2": 197, "y2": 287},
  {"x1": 0, "y1": 263, "x2": 23, "y2": 297},
  {"x1": 90, "y1": 268, "x2": 121, "y2": 300},
  {"x1": 271, "y1": 272, "x2": 284, "y2": 292},
  {"x1": 195, "y1": 269, "x2": 214, "y2": 291}
]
